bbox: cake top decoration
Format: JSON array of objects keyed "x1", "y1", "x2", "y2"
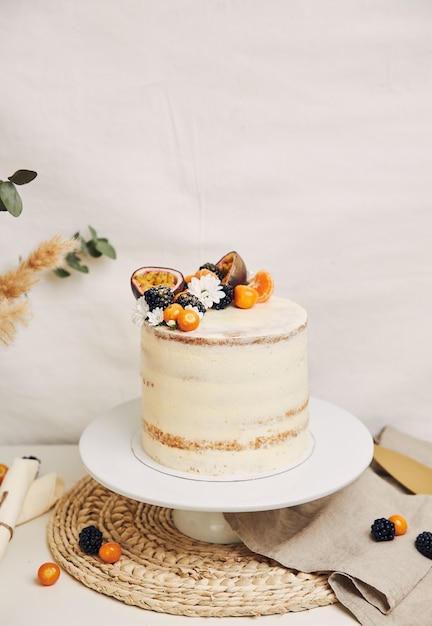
[{"x1": 131, "y1": 251, "x2": 274, "y2": 333}]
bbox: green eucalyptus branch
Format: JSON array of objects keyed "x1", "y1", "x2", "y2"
[
  {"x1": 1, "y1": 170, "x2": 116, "y2": 277},
  {"x1": 53, "y1": 226, "x2": 116, "y2": 277},
  {"x1": 0, "y1": 170, "x2": 38, "y2": 216}
]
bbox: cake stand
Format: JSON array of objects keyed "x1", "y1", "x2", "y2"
[{"x1": 79, "y1": 396, "x2": 373, "y2": 543}]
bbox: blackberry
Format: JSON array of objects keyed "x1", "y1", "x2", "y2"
[
  {"x1": 212, "y1": 284, "x2": 234, "y2": 310},
  {"x1": 371, "y1": 518, "x2": 395, "y2": 542},
  {"x1": 199, "y1": 262, "x2": 223, "y2": 281},
  {"x1": 415, "y1": 531, "x2": 432, "y2": 559},
  {"x1": 176, "y1": 292, "x2": 206, "y2": 316},
  {"x1": 79, "y1": 525, "x2": 103, "y2": 555},
  {"x1": 144, "y1": 285, "x2": 173, "y2": 311}
]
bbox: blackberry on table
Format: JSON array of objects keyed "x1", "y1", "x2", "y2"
[
  {"x1": 212, "y1": 284, "x2": 234, "y2": 310},
  {"x1": 199, "y1": 262, "x2": 223, "y2": 281},
  {"x1": 144, "y1": 285, "x2": 174, "y2": 311},
  {"x1": 371, "y1": 518, "x2": 395, "y2": 542},
  {"x1": 176, "y1": 293, "x2": 206, "y2": 316},
  {"x1": 415, "y1": 531, "x2": 432, "y2": 559},
  {"x1": 79, "y1": 525, "x2": 103, "y2": 555}
]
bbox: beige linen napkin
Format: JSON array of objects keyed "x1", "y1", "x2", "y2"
[
  {"x1": 0, "y1": 457, "x2": 64, "y2": 560},
  {"x1": 225, "y1": 427, "x2": 432, "y2": 626},
  {"x1": 17, "y1": 472, "x2": 64, "y2": 525}
]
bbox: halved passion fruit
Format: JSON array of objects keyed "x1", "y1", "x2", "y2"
[
  {"x1": 130, "y1": 266, "x2": 185, "y2": 299},
  {"x1": 215, "y1": 251, "x2": 247, "y2": 288}
]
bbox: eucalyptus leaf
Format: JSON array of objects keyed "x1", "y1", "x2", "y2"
[
  {"x1": 0, "y1": 181, "x2": 23, "y2": 217},
  {"x1": 53, "y1": 267, "x2": 71, "y2": 278},
  {"x1": 95, "y1": 238, "x2": 116, "y2": 259},
  {"x1": 8, "y1": 169, "x2": 37, "y2": 185},
  {"x1": 88, "y1": 225, "x2": 98, "y2": 242},
  {"x1": 52, "y1": 226, "x2": 116, "y2": 278},
  {"x1": 86, "y1": 240, "x2": 102, "y2": 258},
  {"x1": 77, "y1": 234, "x2": 89, "y2": 256},
  {"x1": 72, "y1": 262, "x2": 90, "y2": 274},
  {"x1": 66, "y1": 252, "x2": 89, "y2": 273}
]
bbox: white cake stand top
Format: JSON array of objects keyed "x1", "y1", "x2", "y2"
[{"x1": 79, "y1": 397, "x2": 373, "y2": 513}]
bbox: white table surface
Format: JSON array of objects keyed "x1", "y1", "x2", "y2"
[{"x1": 0, "y1": 444, "x2": 358, "y2": 625}]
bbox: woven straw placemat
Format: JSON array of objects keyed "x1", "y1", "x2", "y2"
[{"x1": 47, "y1": 475, "x2": 336, "y2": 617}]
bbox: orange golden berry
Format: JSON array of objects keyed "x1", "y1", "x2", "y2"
[
  {"x1": 37, "y1": 562, "x2": 61, "y2": 586},
  {"x1": 163, "y1": 303, "x2": 183, "y2": 325},
  {"x1": 194, "y1": 268, "x2": 219, "y2": 280},
  {"x1": 234, "y1": 284, "x2": 259, "y2": 309},
  {"x1": 388, "y1": 515, "x2": 408, "y2": 536},
  {"x1": 177, "y1": 308, "x2": 200, "y2": 332},
  {"x1": 99, "y1": 542, "x2": 122, "y2": 564}
]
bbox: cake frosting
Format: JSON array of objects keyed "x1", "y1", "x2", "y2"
[{"x1": 139, "y1": 296, "x2": 310, "y2": 476}]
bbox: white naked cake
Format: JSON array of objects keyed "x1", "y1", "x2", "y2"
[{"x1": 131, "y1": 253, "x2": 310, "y2": 477}]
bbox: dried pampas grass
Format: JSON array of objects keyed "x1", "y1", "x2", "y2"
[
  {"x1": 0, "y1": 298, "x2": 31, "y2": 346},
  {"x1": 0, "y1": 235, "x2": 80, "y2": 346}
]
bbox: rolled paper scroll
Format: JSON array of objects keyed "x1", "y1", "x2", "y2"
[{"x1": 0, "y1": 457, "x2": 40, "y2": 560}]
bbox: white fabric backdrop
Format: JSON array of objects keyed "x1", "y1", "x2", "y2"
[{"x1": 1, "y1": 0, "x2": 431, "y2": 445}]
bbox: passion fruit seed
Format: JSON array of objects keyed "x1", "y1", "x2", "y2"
[
  {"x1": 136, "y1": 270, "x2": 175, "y2": 289},
  {"x1": 131, "y1": 267, "x2": 184, "y2": 299}
]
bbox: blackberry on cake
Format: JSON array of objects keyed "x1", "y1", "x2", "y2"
[
  {"x1": 175, "y1": 292, "x2": 206, "y2": 316},
  {"x1": 144, "y1": 285, "x2": 174, "y2": 311},
  {"x1": 212, "y1": 284, "x2": 234, "y2": 310}
]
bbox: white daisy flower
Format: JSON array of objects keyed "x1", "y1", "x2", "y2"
[
  {"x1": 188, "y1": 275, "x2": 226, "y2": 309},
  {"x1": 147, "y1": 307, "x2": 164, "y2": 326},
  {"x1": 131, "y1": 296, "x2": 149, "y2": 326}
]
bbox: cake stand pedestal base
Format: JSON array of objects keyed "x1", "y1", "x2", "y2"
[{"x1": 172, "y1": 509, "x2": 240, "y2": 543}]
